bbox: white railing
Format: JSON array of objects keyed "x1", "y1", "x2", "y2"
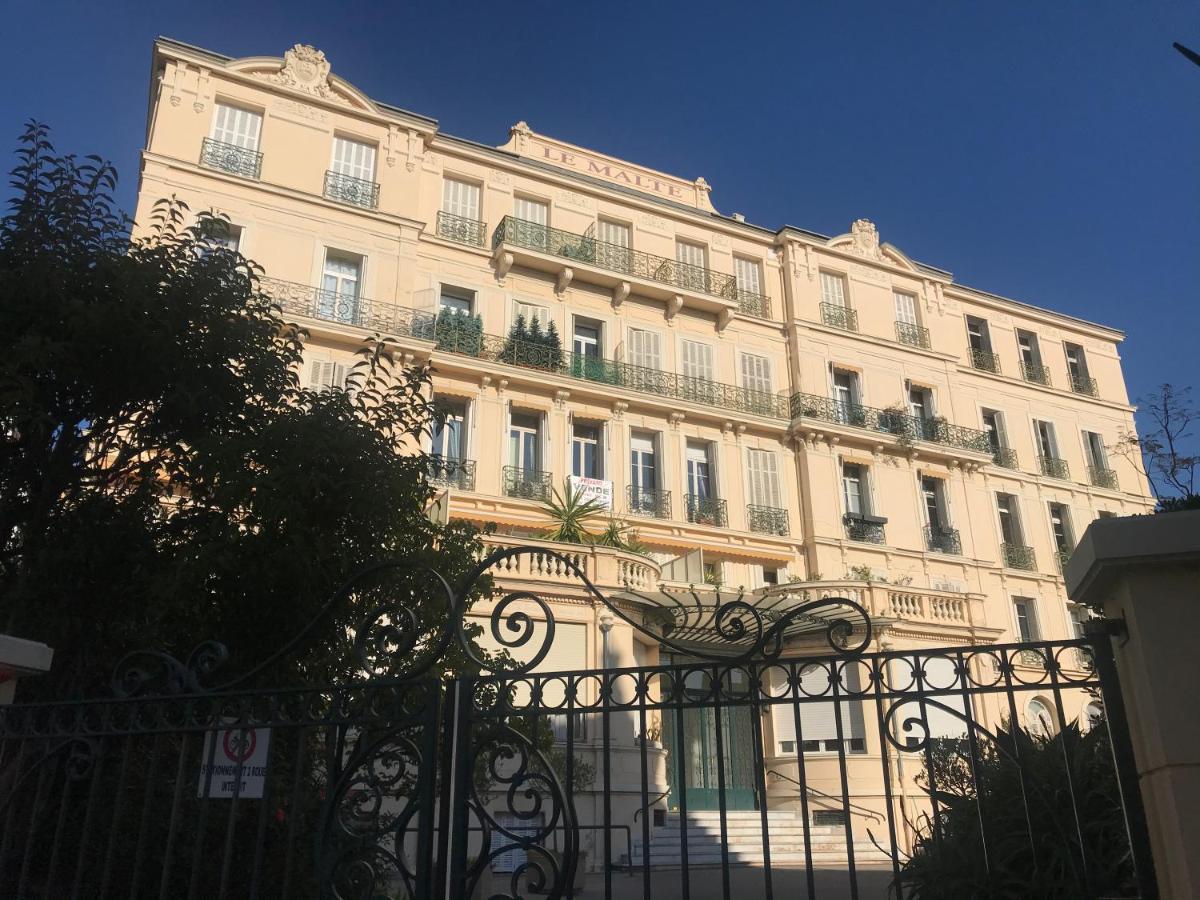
[
  {"x1": 479, "y1": 535, "x2": 661, "y2": 592},
  {"x1": 779, "y1": 580, "x2": 983, "y2": 630}
]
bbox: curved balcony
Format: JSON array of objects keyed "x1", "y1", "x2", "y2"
[
  {"x1": 491, "y1": 217, "x2": 739, "y2": 315},
  {"x1": 746, "y1": 504, "x2": 789, "y2": 536},
  {"x1": 845, "y1": 514, "x2": 886, "y2": 544},
  {"x1": 685, "y1": 494, "x2": 728, "y2": 527},
  {"x1": 820, "y1": 302, "x2": 858, "y2": 332},
  {"x1": 968, "y1": 347, "x2": 1001, "y2": 374},
  {"x1": 200, "y1": 138, "x2": 262, "y2": 179},
  {"x1": 925, "y1": 526, "x2": 963, "y2": 555},
  {"x1": 1021, "y1": 361, "x2": 1052, "y2": 386},
  {"x1": 1038, "y1": 456, "x2": 1071, "y2": 480},
  {"x1": 628, "y1": 485, "x2": 671, "y2": 519},
  {"x1": 1070, "y1": 374, "x2": 1099, "y2": 397},
  {"x1": 736, "y1": 289, "x2": 771, "y2": 319},
  {"x1": 1001, "y1": 543, "x2": 1036, "y2": 571},
  {"x1": 324, "y1": 170, "x2": 379, "y2": 209},
  {"x1": 1089, "y1": 466, "x2": 1118, "y2": 490},
  {"x1": 479, "y1": 535, "x2": 661, "y2": 593},
  {"x1": 502, "y1": 466, "x2": 552, "y2": 502},
  {"x1": 992, "y1": 447, "x2": 1020, "y2": 470},
  {"x1": 895, "y1": 321, "x2": 931, "y2": 349},
  {"x1": 427, "y1": 456, "x2": 476, "y2": 492}
]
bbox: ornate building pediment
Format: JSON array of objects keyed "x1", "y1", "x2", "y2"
[
  {"x1": 828, "y1": 218, "x2": 918, "y2": 271},
  {"x1": 239, "y1": 44, "x2": 373, "y2": 111}
]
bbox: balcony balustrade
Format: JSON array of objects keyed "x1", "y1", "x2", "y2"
[
  {"x1": 746, "y1": 504, "x2": 789, "y2": 536},
  {"x1": 259, "y1": 277, "x2": 435, "y2": 337},
  {"x1": 968, "y1": 347, "x2": 1002, "y2": 374},
  {"x1": 788, "y1": 393, "x2": 993, "y2": 454},
  {"x1": 895, "y1": 321, "x2": 931, "y2": 349},
  {"x1": 925, "y1": 526, "x2": 963, "y2": 555},
  {"x1": 479, "y1": 534, "x2": 660, "y2": 593},
  {"x1": 492, "y1": 217, "x2": 738, "y2": 301},
  {"x1": 685, "y1": 494, "x2": 728, "y2": 527},
  {"x1": 1088, "y1": 466, "x2": 1118, "y2": 490},
  {"x1": 628, "y1": 485, "x2": 671, "y2": 519},
  {"x1": 820, "y1": 302, "x2": 858, "y2": 332},
  {"x1": 324, "y1": 170, "x2": 380, "y2": 209},
  {"x1": 436, "y1": 211, "x2": 487, "y2": 247},
  {"x1": 736, "y1": 289, "x2": 771, "y2": 319},
  {"x1": 1070, "y1": 373, "x2": 1099, "y2": 397},
  {"x1": 427, "y1": 456, "x2": 476, "y2": 492},
  {"x1": 1038, "y1": 456, "x2": 1071, "y2": 480},
  {"x1": 1001, "y1": 542, "x2": 1036, "y2": 570},
  {"x1": 781, "y1": 580, "x2": 985, "y2": 631},
  {"x1": 845, "y1": 515, "x2": 886, "y2": 544},
  {"x1": 1021, "y1": 361, "x2": 1052, "y2": 386},
  {"x1": 991, "y1": 446, "x2": 1020, "y2": 470},
  {"x1": 200, "y1": 138, "x2": 262, "y2": 179},
  {"x1": 502, "y1": 466, "x2": 552, "y2": 502}
]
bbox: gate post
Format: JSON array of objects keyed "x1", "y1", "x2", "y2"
[
  {"x1": 1067, "y1": 510, "x2": 1200, "y2": 900},
  {"x1": 436, "y1": 677, "x2": 475, "y2": 900}
]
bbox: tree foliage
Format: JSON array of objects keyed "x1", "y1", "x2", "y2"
[
  {"x1": 0, "y1": 123, "x2": 493, "y2": 698},
  {"x1": 1118, "y1": 382, "x2": 1199, "y2": 511},
  {"x1": 897, "y1": 723, "x2": 1140, "y2": 900}
]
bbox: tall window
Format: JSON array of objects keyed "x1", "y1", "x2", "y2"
[
  {"x1": 894, "y1": 290, "x2": 918, "y2": 325},
  {"x1": 573, "y1": 318, "x2": 601, "y2": 358},
  {"x1": 442, "y1": 178, "x2": 481, "y2": 221},
  {"x1": 982, "y1": 409, "x2": 1007, "y2": 451},
  {"x1": 305, "y1": 358, "x2": 347, "y2": 392},
  {"x1": 1013, "y1": 598, "x2": 1038, "y2": 642},
  {"x1": 1048, "y1": 503, "x2": 1073, "y2": 554},
  {"x1": 831, "y1": 369, "x2": 860, "y2": 423},
  {"x1": 211, "y1": 103, "x2": 262, "y2": 149},
  {"x1": 686, "y1": 441, "x2": 713, "y2": 499},
  {"x1": 908, "y1": 384, "x2": 933, "y2": 420},
  {"x1": 734, "y1": 257, "x2": 763, "y2": 295},
  {"x1": 508, "y1": 412, "x2": 541, "y2": 471},
  {"x1": 922, "y1": 476, "x2": 950, "y2": 531},
  {"x1": 597, "y1": 219, "x2": 630, "y2": 247},
  {"x1": 626, "y1": 328, "x2": 661, "y2": 371},
  {"x1": 432, "y1": 401, "x2": 467, "y2": 460},
  {"x1": 966, "y1": 316, "x2": 992, "y2": 351},
  {"x1": 330, "y1": 136, "x2": 376, "y2": 182},
  {"x1": 1034, "y1": 419, "x2": 1059, "y2": 459},
  {"x1": 597, "y1": 219, "x2": 631, "y2": 269},
  {"x1": 629, "y1": 432, "x2": 659, "y2": 513},
  {"x1": 572, "y1": 423, "x2": 601, "y2": 478},
  {"x1": 681, "y1": 340, "x2": 715, "y2": 382},
  {"x1": 1017, "y1": 330, "x2": 1042, "y2": 366},
  {"x1": 740, "y1": 353, "x2": 772, "y2": 395},
  {"x1": 1064, "y1": 342, "x2": 1089, "y2": 380},
  {"x1": 514, "y1": 196, "x2": 549, "y2": 225},
  {"x1": 1083, "y1": 431, "x2": 1108, "y2": 470},
  {"x1": 842, "y1": 464, "x2": 869, "y2": 517},
  {"x1": 439, "y1": 285, "x2": 473, "y2": 317},
  {"x1": 320, "y1": 251, "x2": 362, "y2": 322},
  {"x1": 820, "y1": 272, "x2": 848, "y2": 308},
  {"x1": 675, "y1": 239, "x2": 706, "y2": 269},
  {"x1": 996, "y1": 493, "x2": 1023, "y2": 545},
  {"x1": 746, "y1": 449, "x2": 781, "y2": 508}
]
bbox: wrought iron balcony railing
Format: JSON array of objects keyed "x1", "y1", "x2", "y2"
[
  {"x1": 1056, "y1": 548, "x2": 1072, "y2": 574},
  {"x1": 746, "y1": 504, "x2": 789, "y2": 536},
  {"x1": 324, "y1": 170, "x2": 380, "y2": 209},
  {"x1": 787, "y1": 393, "x2": 993, "y2": 454},
  {"x1": 431, "y1": 325, "x2": 790, "y2": 419},
  {"x1": 436, "y1": 211, "x2": 487, "y2": 247},
  {"x1": 427, "y1": 456, "x2": 476, "y2": 492},
  {"x1": 845, "y1": 515, "x2": 886, "y2": 544},
  {"x1": 1001, "y1": 543, "x2": 1036, "y2": 570},
  {"x1": 895, "y1": 321, "x2": 931, "y2": 349},
  {"x1": 1089, "y1": 466, "x2": 1118, "y2": 490},
  {"x1": 1021, "y1": 361, "x2": 1052, "y2": 386},
  {"x1": 200, "y1": 138, "x2": 262, "y2": 179},
  {"x1": 820, "y1": 302, "x2": 858, "y2": 332},
  {"x1": 736, "y1": 289, "x2": 771, "y2": 319},
  {"x1": 992, "y1": 446, "x2": 1019, "y2": 470},
  {"x1": 925, "y1": 526, "x2": 963, "y2": 555},
  {"x1": 492, "y1": 217, "x2": 738, "y2": 300},
  {"x1": 968, "y1": 347, "x2": 1002, "y2": 374},
  {"x1": 628, "y1": 485, "x2": 671, "y2": 519},
  {"x1": 685, "y1": 494, "x2": 728, "y2": 527},
  {"x1": 502, "y1": 466, "x2": 552, "y2": 502},
  {"x1": 1038, "y1": 456, "x2": 1071, "y2": 480},
  {"x1": 1070, "y1": 373, "x2": 1099, "y2": 397},
  {"x1": 259, "y1": 277, "x2": 436, "y2": 337}
]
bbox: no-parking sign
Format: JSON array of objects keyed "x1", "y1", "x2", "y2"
[{"x1": 197, "y1": 723, "x2": 271, "y2": 798}]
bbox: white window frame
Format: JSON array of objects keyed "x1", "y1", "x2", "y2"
[
  {"x1": 996, "y1": 493, "x2": 1025, "y2": 546},
  {"x1": 740, "y1": 353, "x2": 772, "y2": 396},
  {"x1": 734, "y1": 257, "x2": 763, "y2": 296},
  {"x1": 893, "y1": 289, "x2": 919, "y2": 325},
  {"x1": 625, "y1": 326, "x2": 662, "y2": 371},
  {"x1": 679, "y1": 338, "x2": 715, "y2": 383},
  {"x1": 442, "y1": 176, "x2": 482, "y2": 221},
  {"x1": 514, "y1": 195, "x2": 549, "y2": 226},
  {"x1": 210, "y1": 102, "x2": 263, "y2": 150},
  {"x1": 820, "y1": 271, "x2": 849, "y2": 309},
  {"x1": 745, "y1": 449, "x2": 781, "y2": 509},
  {"x1": 330, "y1": 135, "x2": 377, "y2": 182},
  {"x1": 1032, "y1": 419, "x2": 1060, "y2": 460}
]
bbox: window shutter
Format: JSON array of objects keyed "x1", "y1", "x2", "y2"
[
  {"x1": 676, "y1": 240, "x2": 706, "y2": 268},
  {"x1": 820, "y1": 272, "x2": 847, "y2": 308},
  {"x1": 442, "y1": 179, "x2": 480, "y2": 220},
  {"x1": 514, "y1": 301, "x2": 548, "y2": 326},
  {"x1": 771, "y1": 665, "x2": 865, "y2": 748},
  {"x1": 212, "y1": 104, "x2": 263, "y2": 150},
  {"x1": 894, "y1": 290, "x2": 917, "y2": 324},
  {"x1": 331, "y1": 137, "x2": 376, "y2": 180},
  {"x1": 514, "y1": 197, "x2": 548, "y2": 225},
  {"x1": 746, "y1": 450, "x2": 780, "y2": 508},
  {"x1": 734, "y1": 258, "x2": 762, "y2": 294},
  {"x1": 597, "y1": 220, "x2": 631, "y2": 247},
  {"x1": 629, "y1": 329, "x2": 660, "y2": 370},
  {"x1": 740, "y1": 354, "x2": 772, "y2": 394},
  {"x1": 681, "y1": 341, "x2": 713, "y2": 381}
]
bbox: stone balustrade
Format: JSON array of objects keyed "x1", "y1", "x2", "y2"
[
  {"x1": 479, "y1": 535, "x2": 661, "y2": 593},
  {"x1": 780, "y1": 580, "x2": 985, "y2": 631}
]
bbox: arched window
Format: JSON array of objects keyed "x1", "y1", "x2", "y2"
[{"x1": 1027, "y1": 698, "x2": 1054, "y2": 737}]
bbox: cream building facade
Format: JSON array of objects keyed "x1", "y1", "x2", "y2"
[{"x1": 132, "y1": 39, "x2": 1154, "y2": 859}]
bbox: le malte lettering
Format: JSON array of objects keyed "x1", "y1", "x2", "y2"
[{"x1": 540, "y1": 146, "x2": 684, "y2": 199}]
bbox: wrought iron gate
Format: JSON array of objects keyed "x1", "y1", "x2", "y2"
[{"x1": 0, "y1": 547, "x2": 1158, "y2": 899}]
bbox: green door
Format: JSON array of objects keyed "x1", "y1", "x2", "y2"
[{"x1": 662, "y1": 665, "x2": 758, "y2": 811}]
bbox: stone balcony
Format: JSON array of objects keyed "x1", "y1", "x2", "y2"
[
  {"x1": 479, "y1": 535, "x2": 661, "y2": 593},
  {"x1": 781, "y1": 580, "x2": 990, "y2": 634}
]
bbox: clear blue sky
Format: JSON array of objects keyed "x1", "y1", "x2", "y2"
[{"x1": 3, "y1": 0, "x2": 1196, "y2": 424}]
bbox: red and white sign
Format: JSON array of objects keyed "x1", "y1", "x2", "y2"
[
  {"x1": 197, "y1": 723, "x2": 271, "y2": 798},
  {"x1": 569, "y1": 475, "x2": 613, "y2": 510}
]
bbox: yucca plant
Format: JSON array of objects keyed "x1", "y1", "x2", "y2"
[{"x1": 540, "y1": 480, "x2": 607, "y2": 544}]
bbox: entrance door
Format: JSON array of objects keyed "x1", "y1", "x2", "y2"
[{"x1": 662, "y1": 666, "x2": 758, "y2": 811}]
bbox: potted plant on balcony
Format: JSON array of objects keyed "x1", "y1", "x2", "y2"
[{"x1": 540, "y1": 480, "x2": 606, "y2": 545}]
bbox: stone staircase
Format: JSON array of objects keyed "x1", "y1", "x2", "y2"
[{"x1": 626, "y1": 810, "x2": 892, "y2": 868}]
